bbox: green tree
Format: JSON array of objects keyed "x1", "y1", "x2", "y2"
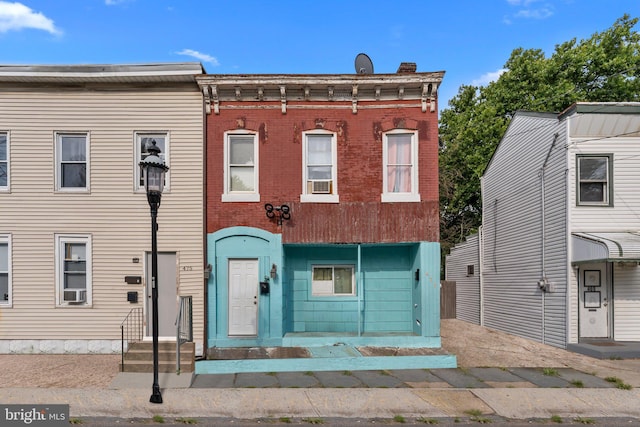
[{"x1": 439, "y1": 14, "x2": 640, "y2": 274}]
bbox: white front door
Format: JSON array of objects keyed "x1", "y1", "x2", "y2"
[
  {"x1": 579, "y1": 263, "x2": 610, "y2": 339},
  {"x1": 228, "y1": 259, "x2": 259, "y2": 336}
]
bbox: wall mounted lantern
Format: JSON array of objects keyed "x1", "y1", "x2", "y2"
[{"x1": 265, "y1": 203, "x2": 291, "y2": 226}]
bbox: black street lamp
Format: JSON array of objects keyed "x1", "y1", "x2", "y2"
[{"x1": 139, "y1": 140, "x2": 169, "y2": 404}]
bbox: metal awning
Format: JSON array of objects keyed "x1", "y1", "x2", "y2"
[{"x1": 572, "y1": 232, "x2": 640, "y2": 263}]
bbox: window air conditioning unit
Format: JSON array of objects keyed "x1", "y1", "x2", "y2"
[
  {"x1": 63, "y1": 289, "x2": 86, "y2": 303},
  {"x1": 310, "y1": 180, "x2": 331, "y2": 194}
]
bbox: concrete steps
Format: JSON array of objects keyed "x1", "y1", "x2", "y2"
[{"x1": 122, "y1": 342, "x2": 195, "y2": 373}]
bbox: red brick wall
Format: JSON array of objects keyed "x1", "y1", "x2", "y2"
[{"x1": 206, "y1": 100, "x2": 439, "y2": 242}]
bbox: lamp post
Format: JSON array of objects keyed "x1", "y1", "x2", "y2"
[{"x1": 139, "y1": 140, "x2": 169, "y2": 404}]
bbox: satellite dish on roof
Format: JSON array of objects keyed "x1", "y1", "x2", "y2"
[{"x1": 355, "y1": 53, "x2": 374, "y2": 74}]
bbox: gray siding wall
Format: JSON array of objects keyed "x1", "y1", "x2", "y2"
[
  {"x1": 445, "y1": 234, "x2": 480, "y2": 324},
  {"x1": 481, "y1": 113, "x2": 568, "y2": 348}
]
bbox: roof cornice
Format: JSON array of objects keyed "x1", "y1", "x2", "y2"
[{"x1": 197, "y1": 71, "x2": 445, "y2": 114}]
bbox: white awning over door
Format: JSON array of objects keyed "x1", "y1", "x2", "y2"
[{"x1": 572, "y1": 232, "x2": 640, "y2": 263}]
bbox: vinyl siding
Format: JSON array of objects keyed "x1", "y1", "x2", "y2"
[
  {"x1": 445, "y1": 234, "x2": 480, "y2": 324},
  {"x1": 567, "y1": 114, "x2": 640, "y2": 343},
  {"x1": 481, "y1": 113, "x2": 568, "y2": 348},
  {"x1": 0, "y1": 88, "x2": 204, "y2": 345},
  {"x1": 612, "y1": 264, "x2": 640, "y2": 341},
  {"x1": 568, "y1": 140, "x2": 640, "y2": 230}
]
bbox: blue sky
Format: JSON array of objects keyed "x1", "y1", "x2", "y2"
[{"x1": 0, "y1": 0, "x2": 638, "y2": 108}]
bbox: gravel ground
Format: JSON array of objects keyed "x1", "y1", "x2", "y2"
[
  {"x1": 0, "y1": 354, "x2": 120, "y2": 388},
  {"x1": 1, "y1": 319, "x2": 639, "y2": 388}
]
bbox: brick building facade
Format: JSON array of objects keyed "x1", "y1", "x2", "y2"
[{"x1": 197, "y1": 65, "x2": 444, "y2": 350}]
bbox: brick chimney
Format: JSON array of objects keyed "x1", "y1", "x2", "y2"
[{"x1": 397, "y1": 62, "x2": 417, "y2": 73}]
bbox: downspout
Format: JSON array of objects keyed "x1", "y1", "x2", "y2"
[
  {"x1": 479, "y1": 176, "x2": 485, "y2": 326},
  {"x1": 201, "y1": 86, "x2": 209, "y2": 356},
  {"x1": 357, "y1": 244, "x2": 362, "y2": 337},
  {"x1": 538, "y1": 132, "x2": 559, "y2": 345}
]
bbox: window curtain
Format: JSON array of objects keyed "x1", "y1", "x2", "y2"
[
  {"x1": 307, "y1": 135, "x2": 332, "y2": 180},
  {"x1": 0, "y1": 243, "x2": 7, "y2": 300},
  {"x1": 229, "y1": 136, "x2": 255, "y2": 191},
  {"x1": 61, "y1": 135, "x2": 86, "y2": 187},
  {"x1": 64, "y1": 243, "x2": 86, "y2": 290},
  {"x1": 0, "y1": 134, "x2": 6, "y2": 187},
  {"x1": 387, "y1": 134, "x2": 412, "y2": 193}
]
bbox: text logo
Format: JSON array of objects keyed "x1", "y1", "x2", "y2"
[{"x1": 1, "y1": 405, "x2": 69, "y2": 426}]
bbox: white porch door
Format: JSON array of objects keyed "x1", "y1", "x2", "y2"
[
  {"x1": 579, "y1": 263, "x2": 610, "y2": 339},
  {"x1": 228, "y1": 259, "x2": 259, "y2": 336},
  {"x1": 145, "y1": 252, "x2": 178, "y2": 339}
]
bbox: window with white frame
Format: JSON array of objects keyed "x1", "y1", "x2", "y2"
[
  {"x1": 302, "y1": 131, "x2": 338, "y2": 203},
  {"x1": 135, "y1": 133, "x2": 169, "y2": 191},
  {"x1": 311, "y1": 265, "x2": 355, "y2": 297},
  {"x1": 0, "y1": 132, "x2": 9, "y2": 190},
  {"x1": 56, "y1": 133, "x2": 89, "y2": 191},
  {"x1": 223, "y1": 132, "x2": 259, "y2": 202},
  {"x1": 56, "y1": 235, "x2": 91, "y2": 306},
  {"x1": 577, "y1": 154, "x2": 613, "y2": 206},
  {"x1": 382, "y1": 130, "x2": 420, "y2": 202},
  {"x1": 0, "y1": 235, "x2": 11, "y2": 306}
]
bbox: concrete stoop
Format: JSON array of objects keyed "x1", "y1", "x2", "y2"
[
  {"x1": 197, "y1": 345, "x2": 457, "y2": 375},
  {"x1": 121, "y1": 342, "x2": 195, "y2": 373}
]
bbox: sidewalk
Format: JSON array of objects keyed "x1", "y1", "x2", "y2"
[
  {"x1": 1, "y1": 320, "x2": 639, "y2": 422},
  {"x1": 1, "y1": 387, "x2": 639, "y2": 420}
]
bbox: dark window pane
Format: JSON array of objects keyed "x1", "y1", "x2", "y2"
[
  {"x1": 62, "y1": 164, "x2": 86, "y2": 187},
  {"x1": 0, "y1": 273, "x2": 7, "y2": 300},
  {"x1": 0, "y1": 136, "x2": 6, "y2": 161},
  {"x1": 580, "y1": 182, "x2": 604, "y2": 202},
  {"x1": 579, "y1": 158, "x2": 607, "y2": 180},
  {"x1": 0, "y1": 163, "x2": 6, "y2": 187},
  {"x1": 64, "y1": 274, "x2": 86, "y2": 289},
  {"x1": 333, "y1": 268, "x2": 353, "y2": 294}
]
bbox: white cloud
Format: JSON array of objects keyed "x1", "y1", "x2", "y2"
[
  {"x1": 0, "y1": 1, "x2": 61, "y2": 35},
  {"x1": 505, "y1": 0, "x2": 554, "y2": 22},
  {"x1": 176, "y1": 49, "x2": 220, "y2": 66},
  {"x1": 471, "y1": 69, "x2": 507, "y2": 87},
  {"x1": 514, "y1": 7, "x2": 553, "y2": 19},
  {"x1": 105, "y1": 0, "x2": 129, "y2": 5}
]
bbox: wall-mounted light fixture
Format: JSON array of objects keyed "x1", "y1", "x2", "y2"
[
  {"x1": 270, "y1": 264, "x2": 277, "y2": 279},
  {"x1": 265, "y1": 203, "x2": 291, "y2": 226}
]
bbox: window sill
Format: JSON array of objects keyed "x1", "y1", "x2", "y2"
[
  {"x1": 222, "y1": 193, "x2": 260, "y2": 202},
  {"x1": 300, "y1": 194, "x2": 339, "y2": 203},
  {"x1": 381, "y1": 193, "x2": 421, "y2": 203},
  {"x1": 57, "y1": 303, "x2": 92, "y2": 308},
  {"x1": 56, "y1": 188, "x2": 90, "y2": 194}
]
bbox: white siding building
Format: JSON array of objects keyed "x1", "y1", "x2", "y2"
[
  {"x1": 448, "y1": 103, "x2": 640, "y2": 350},
  {"x1": 0, "y1": 63, "x2": 206, "y2": 354}
]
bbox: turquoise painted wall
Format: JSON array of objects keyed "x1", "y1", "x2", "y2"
[
  {"x1": 418, "y1": 242, "x2": 441, "y2": 337},
  {"x1": 284, "y1": 244, "x2": 421, "y2": 334},
  {"x1": 207, "y1": 227, "x2": 283, "y2": 347},
  {"x1": 361, "y1": 246, "x2": 413, "y2": 332},
  {"x1": 206, "y1": 229, "x2": 441, "y2": 348}
]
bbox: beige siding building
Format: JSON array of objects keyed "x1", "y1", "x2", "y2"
[{"x1": 0, "y1": 63, "x2": 206, "y2": 354}]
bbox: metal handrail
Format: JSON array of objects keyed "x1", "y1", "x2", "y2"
[
  {"x1": 175, "y1": 295, "x2": 193, "y2": 374},
  {"x1": 120, "y1": 307, "x2": 143, "y2": 371}
]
